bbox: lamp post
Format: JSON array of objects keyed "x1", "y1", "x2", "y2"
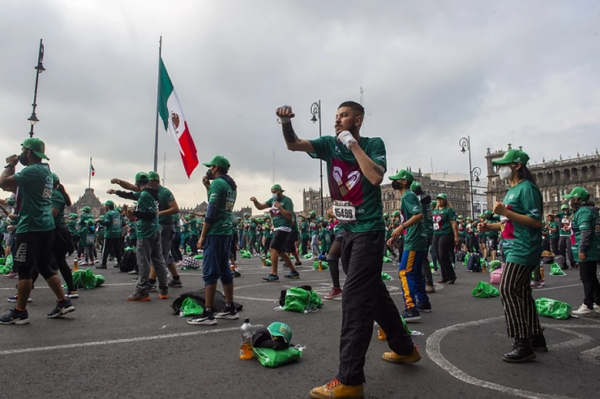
[
  {"x1": 310, "y1": 100, "x2": 324, "y2": 217},
  {"x1": 459, "y1": 136, "x2": 481, "y2": 218},
  {"x1": 28, "y1": 39, "x2": 45, "y2": 138}
]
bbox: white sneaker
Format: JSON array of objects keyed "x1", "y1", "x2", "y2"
[
  {"x1": 593, "y1": 304, "x2": 600, "y2": 313},
  {"x1": 572, "y1": 304, "x2": 596, "y2": 317}
]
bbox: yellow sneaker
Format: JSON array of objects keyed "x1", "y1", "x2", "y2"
[
  {"x1": 382, "y1": 347, "x2": 421, "y2": 364},
  {"x1": 309, "y1": 377, "x2": 364, "y2": 399}
]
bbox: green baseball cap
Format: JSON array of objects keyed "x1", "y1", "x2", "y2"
[
  {"x1": 236, "y1": 217, "x2": 241, "y2": 220},
  {"x1": 135, "y1": 172, "x2": 150, "y2": 183},
  {"x1": 186, "y1": 214, "x2": 195, "y2": 220},
  {"x1": 457, "y1": 215, "x2": 464, "y2": 219},
  {"x1": 271, "y1": 184, "x2": 284, "y2": 192},
  {"x1": 436, "y1": 193, "x2": 447, "y2": 200},
  {"x1": 86, "y1": 219, "x2": 94, "y2": 225},
  {"x1": 563, "y1": 187, "x2": 590, "y2": 200},
  {"x1": 103, "y1": 200, "x2": 115, "y2": 207},
  {"x1": 22, "y1": 138, "x2": 49, "y2": 160},
  {"x1": 310, "y1": 210, "x2": 316, "y2": 216},
  {"x1": 410, "y1": 181, "x2": 421, "y2": 191},
  {"x1": 51, "y1": 173, "x2": 60, "y2": 185},
  {"x1": 491, "y1": 149, "x2": 530, "y2": 166},
  {"x1": 389, "y1": 169, "x2": 414, "y2": 182},
  {"x1": 82, "y1": 206, "x2": 91, "y2": 213},
  {"x1": 202, "y1": 155, "x2": 230, "y2": 170},
  {"x1": 392, "y1": 210, "x2": 400, "y2": 217},
  {"x1": 268, "y1": 321, "x2": 292, "y2": 344},
  {"x1": 383, "y1": 212, "x2": 389, "y2": 218},
  {"x1": 244, "y1": 212, "x2": 249, "y2": 217},
  {"x1": 560, "y1": 204, "x2": 569, "y2": 210},
  {"x1": 466, "y1": 216, "x2": 473, "y2": 221},
  {"x1": 484, "y1": 210, "x2": 493, "y2": 216},
  {"x1": 148, "y1": 171, "x2": 160, "y2": 181}
]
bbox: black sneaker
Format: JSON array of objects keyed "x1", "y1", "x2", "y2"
[
  {"x1": 47, "y1": 299, "x2": 76, "y2": 319},
  {"x1": 187, "y1": 311, "x2": 217, "y2": 326},
  {"x1": 215, "y1": 306, "x2": 239, "y2": 320},
  {"x1": 148, "y1": 285, "x2": 158, "y2": 293},
  {"x1": 168, "y1": 279, "x2": 182, "y2": 288},
  {"x1": 402, "y1": 308, "x2": 421, "y2": 323},
  {"x1": 0, "y1": 308, "x2": 29, "y2": 325},
  {"x1": 284, "y1": 271, "x2": 300, "y2": 279},
  {"x1": 96, "y1": 265, "x2": 107, "y2": 270},
  {"x1": 262, "y1": 274, "x2": 280, "y2": 282},
  {"x1": 417, "y1": 302, "x2": 432, "y2": 313}
]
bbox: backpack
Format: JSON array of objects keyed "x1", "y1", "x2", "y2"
[
  {"x1": 455, "y1": 250, "x2": 466, "y2": 262},
  {"x1": 467, "y1": 254, "x2": 481, "y2": 272},
  {"x1": 119, "y1": 250, "x2": 137, "y2": 273},
  {"x1": 171, "y1": 289, "x2": 243, "y2": 315},
  {"x1": 182, "y1": 257, "x2": 201, "y2": 270}
]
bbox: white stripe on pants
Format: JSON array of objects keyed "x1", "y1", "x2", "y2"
[{"x1": 499, "y1": 262, "x2": 542, "y2": 339}]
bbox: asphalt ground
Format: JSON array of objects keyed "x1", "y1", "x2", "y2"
[{"x1": 0, "y1": 254, "x2": 598, "y2": 399}]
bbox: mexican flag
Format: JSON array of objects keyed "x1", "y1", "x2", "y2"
[{"x1": 157, "y1": 58, "x2": 199, "y2": 178}]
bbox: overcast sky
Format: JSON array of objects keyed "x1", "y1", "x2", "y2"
[{"x1": 2, "y1": 0, "x2": 599, "y2": 211}]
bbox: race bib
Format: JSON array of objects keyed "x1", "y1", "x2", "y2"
[
  {"x1": 433, "y1": 223, "x2": 440, "y2": 231},
  {"x1": 333, "y1": 200, "x2": 357, "y2": 224}
]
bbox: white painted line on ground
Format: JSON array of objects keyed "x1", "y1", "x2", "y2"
[
  {"x1": 536, "y1": 283, "x2": 581, "y2": 292},
  {"x1": 0, "y1": 324, "x2": 262, "y2": 356},
  {"x1": 580, "y1": 345, "x2": 600, "y2": 365},
  {"x1": 426, "y1": 316, "x2": 574, "y2": 399},
  {"x1": 548, "y1": 327, "x2": 593, "y2": 350}
]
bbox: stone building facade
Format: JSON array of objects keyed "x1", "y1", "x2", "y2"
[
  {"x1": 67, "y1": 188, "x2": 105, "y2": 217},
  {"x1": 303, "y1": 170, "x2": 471, "y2": 217},
  {"x1": 485, "y1": 145, "x2": 600, "y2": 215}
]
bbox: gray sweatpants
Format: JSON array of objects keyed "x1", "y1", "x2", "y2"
[
  {"x1": 311, "y1": 235, "x2": 320, "y2": 256},
  {"x1": 160, "y1": 223, "x2": 175, "y2": 266},
  {"x1": 136, "y1": 231, "x2": 168, "y2": 292}
]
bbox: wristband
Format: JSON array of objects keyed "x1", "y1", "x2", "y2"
[{"x1": 337, "y1": 131, "x2": 358, "y2": 149}]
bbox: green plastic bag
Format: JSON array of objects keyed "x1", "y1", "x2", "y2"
[
  {"x1": 464, "y1": 253, "x2": 471, "y2": 264},
  {"x1": 382, "y1": 256, "x2": 392, "y2": 263},
  {"x1": 550, "y1": 263, "x2": 566, "y2": 276},
  {"x1": 186, "y1": 245, "x2": 192, "y2": 253},
  {"x1": 253, "y1": 347, "x2": 302, "y2": 368},
  {"x1": 265, "y1": 259, "x2": 272, "y2": 266},
  {"x1": 381, "y1": 272, "x2": 393, "y2": 281},
  {"x1": 535, "y1": 297, "x2": 572, "y2": 320},
  {"x1": 6, "y1": 254, "x2": 13, "y2": 269},
  {"x1": 0, "y1": 265, "x2": 11, "y2": 274},
  {"x1": 241, "y1": 250, "x2": 251, "y2": 259},
  {"x1": 489, "y1": 260, "x2": 502, "y2": 272},
  {"x1": 194, "y1": 254, "x2": 204, "y2": 260},
  {"x1": 309, "y1": 290, "x2": 323, "y2": 309},
  {"x1": 290, "y1": 256, "x2": 295, "y2": 260},
  {"x1": 70, "y1": 269, "x2": 105, "y2": 289},
  {"x1": 312, "y1": 261, "x2": 329, "y2": 270},
  {"x1": 0, "y1": 257, "x2": 5, "y2": 265},
  {"x1": 282, "y1": 287, "x2": 311, "y2": 313},
  {"x1": 472, "y1": 281, "x2": 500, "y2": 298},
  {"x1": 386, "y1": 249, "x2": 392, "y2": 258},
  {"x1": 303, "y1": 254, "x2": 312, "y2": 259},
  {"x1": 180, "y1": 297, "x2": 203, "y2": 317},
  {"x1": 124, "y1": 247, "x2": 136, "y2": 252}
]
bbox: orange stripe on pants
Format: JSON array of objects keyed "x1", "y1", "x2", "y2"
[{"x1": 399, "y1": 250, "x2": 416, "y2": 308}]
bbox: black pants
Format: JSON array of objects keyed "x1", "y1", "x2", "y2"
[
  {"x1": 433, "y1": 233, "x2": 456, "y2": 281},
  {"x1": 263, "y1": 238, "x2": 272, "y2": 256},
  {"x1": 301, "y1": 237, "x2": 309, "y2": 255},
  {"x1": 172, "y1": 232, "x2": 183, "y2": 262},
  {"x1": 549, "y1": 237, "x2": 559, "y2": 254},
  {"x1": 499, "y1": 262, "x2": 541, "y2": 339},
  {"x1": 338, "y1": 231, "x2": 414, "y2": 386},
  {"x1": 102, "y1": 237, "x2": 123, "y2": 266},
  {"x1": 190, "y1": 234, "x2": 199, "y2": 255},
  {"x1": 579, "y1": 261, "x2": 600, "y2": 309},
  {"x1": 422, "y1": 236, "x2": 433, "y2": 285},
  {"x1": 558, "y1": 236, "x2": 575, "y2": 267},
  {"x1": 230, "y1": 232, "x2": 238, "y2": 261}
]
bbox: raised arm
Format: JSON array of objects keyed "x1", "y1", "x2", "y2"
[
  {"x1": 276, "y1": 106, "x2": 315, "y2": 153},
  {"x1": 250, "y1": 197, "x2": 269, "y2": 211},
  {"x1": 111, "y1": 178, "x2": 139, "y2": 192}
]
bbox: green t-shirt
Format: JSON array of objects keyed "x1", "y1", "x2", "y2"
[
  {"x1": 51, "y1": 189, "x2": 66, "y2": 227},
  {"x1": 79, "y1": 225, "x2": 96, "y2": 246},
  {"x1": 300, "y1": 221, "x2": 310, "y2": 239},
  {"x1": 401, "y1": 191, "x2": 427, "y2": 251},
  {"x1": 500, "y1": 180, "x2": 543, "y2": 266},
  {"x1": 102, "y1": 209, "x2": 122, "y2": 239},
  {"x1": 418, "y1": 196, "x2": 433, "y2": 240},
  {"x1": 136, "y1": 190, "x2": 161, "y2": 239},
  {"x1": 79, "y1": 213, "x2": 94, "y2": 229},
  {"x1": 248, "y1": 221, "x2": 257, "y2": 237},
  {"x1": 157, "y1": 185, "x2": 176, "y2": 224},
  {"x1": 189, "y1": 219, "x2": 199, "y2": 236},
  {"x1": 67, "y1": 220, "x2": 77, "y2": 234},
  {"x1": 265, "y1": 195, "x2": 293, "y2": 230},
  {"x1": 556, "y1": 212, "x2": 572, "y2": 237},
  {"x1": 206, "y1": 177, "x2": 236, "y2": 236},
  {"x1": 432, "y1": 207, "x2": 456, "y2": 236},
  {"x1": 486, "y1": 216, "x2": 501, "y2": 238},
  {"x1": 309, "y1": 135, "x2": 386, "y2": 233},
  {"x1": 571, "y1": 206, "x2": 600, "y2": 262},
  {"x1": 548, "y1": 221, "x2": 559, "y2": 239},
  {"x1": 182, "y1": 222, "x2": 190, "y2": 238},
  {"x1": 128, "y1": 221, "x2": 137, "y2": 240},
  {"x1": 458, "y1": 221, "x2": 467, "y2": 238},
  {"x1": 264, "y1": 222, "x2": 274, "y2": 239},
  {"x1": 13, "y1": 163, "x2": 55, "y2": 233}
]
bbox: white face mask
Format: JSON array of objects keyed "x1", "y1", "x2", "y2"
[
  {"x1": 498, "y1": 166, "x2": 512, "y2": 180},
  {"x1": 272, "y1": 193, "x2": 278, "y2": 201}
]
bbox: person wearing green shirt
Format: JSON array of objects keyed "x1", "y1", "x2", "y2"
[
  {"x1": 432, "y1": 193, "x2": 459, "y2": 284},
  {"x1": 181, "y1": 220, "x2": 191, "y2": 254},
  {"x1": 479, "y1": 148, "x2": 545, "y2": 363},
  {"x1": 251, "y1": 184, "x2": 300, "y2": 281},
  {"x1": 411, "y1": 180, "x2": 436, "y2": 294},
  {"x1": 124, "y1": 172, "x2": 169, "y2": 302},
  {"x1": 477, "y1": 213, "x2": 488, "y2": 260},
  {"x1": 323, "y1": 207, "x2": 346, "y2": 300},
  {"x1": 299, "y1": 215, "x2": 310, "y2": 256},
  {"x1": 545, "y1": 214, "x2": 559, "y2": 254},
  {"x1": 563, "y1": 187, "x2": 600, "y2": 317},
  {"x1": 556, "y1": 204, "x2": 575, "y2": 268},
  {"x1": 187, "y1": 215, "x2": 200, "y2": 254},
  {"x1": 285, "y1": 212, "x2": 302, "y2": 266},
  {"x1": 319, "y1": 218, "x2": 331, "y2": 255},
  {"x1": 230, "y1": 215, "x2": 240, "y2": 272},
  {"x1": 456, "y1": 215, "x2": 467, "y2": 251},
  {"x1": 98, "y1": 200, "x2": 122, "y2": 269},
  {"x1": 262, "y1": 216, "x2": 274, "y2": 257},
  {"x1": 0, "y1": 138, "x2": 75, "y2": 324},
  {"x1": 79, "y1": 220, "x2": 96, "y2": 265},
  {"x1": 275, "y1": 102, "x2": 418, "y2": 398},
  {"x1": 247, "y1": 217, "x2": 258, "y2": 255},
  {"x1": 187, "y1": 156, "x2": 239, "y2": 326},
  {"x1": 388, "y1": 170, "x2": 430, "y2": 321},
  {"x1": 483, "y1": 211, "x2": 501, "y2": 261}
]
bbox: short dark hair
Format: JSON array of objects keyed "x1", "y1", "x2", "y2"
[{"x1": 338, "y1": 101, "x2": 365, "y2": 116}]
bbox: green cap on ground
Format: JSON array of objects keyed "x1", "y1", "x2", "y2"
[
  {"x1": 271, "y1": 184, "x2": 284, "y2": 192},
  {"x1": 563, "y1": 187, "x2": 590, "y2": 200},
  {"x1": 22, "y1": 138, "x2": 49, "y2": 160},
  {"x1": 268, "y1": 321, "x2": 292, "y2": 343},
  {"x1": 410, "y1": 181, "x2": 421, "y2": 191},
  {"x1": 389, "y1": 169, "x2": 414, "y2": 182},
  {"x1": 202, "y1": 155, "x2": 230, "y2": 170},
  {"x1": 51, "y1": 173, "x2": 60, "y2": 185},
  {"x1": 560, "y1": 204, "x2": 569, "y2": 210},
  {"x1": 135, "y1": 172, "x2": 150, "y2": 183},
  {"x1": 103, "y1": 200, "x2": 115, "y2": 207},
  {"x1": 82, "y1": 206, "x2": 91, "y2": 213},
  {"x1": 148, "y1": 171, "x2": 160, "y2": 181},
  {"x1": 436, "y1": 193, "x2": 448, "y2": 200},
  {"x1": 491, "y1": 149, "x2": 530, "y2": 166}
]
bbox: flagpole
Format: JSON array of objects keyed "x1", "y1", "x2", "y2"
[
  {"x1": 88, "y1": 156, "x2": 92, "y2": 189},
  {"x1": 153, "y1": 35, "x2": 163, "y2": 172}
]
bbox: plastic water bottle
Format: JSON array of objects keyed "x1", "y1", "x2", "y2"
[
  {"x1": 374, "y1": 322, "x2": 386, "y2": 340},
  {"x1": 73, "y1": 259, "x2": 79, "y2": 272},
  {"x1": 240, "y1": 318, "x2": 253, "y2": 360}
]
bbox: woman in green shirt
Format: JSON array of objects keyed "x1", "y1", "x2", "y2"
[
  {"x1": 432, "y1": 193, "x2": 459, "y2": 284},
  {"x1": 479, "y1": 149, "x2": 545, "y2": 363}
]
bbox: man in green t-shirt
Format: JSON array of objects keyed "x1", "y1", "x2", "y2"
[
  {"x1": 124, "y1": 172, "x2": 169, "y2": 302},
  {"x1": 0, "y1": 138, "x2": 75, "y2": 324},
  {"x1": 410, "y1": 181, "x2": 436, "y2": 293},
  {"x1": 544, "y1": 213, "x2": 559, "y2": 254},
  {"x1": 299, "y1": 215, "x2": 310, "y2": 255},
  {"x1": 97, "y1": 200, "x2": 122, "y2": 269},
  {"x1": 556, "y1": 204, "x2": 575, "y2": 268},
  {"x1": 251, "y1": 184, "x2": 300, "y2": 281},
  {"x1": 187, "y1": 156, "x2": 239, "y2": 326},
  {"x1": 388, "y1": 170, "x2": 430, "y2": 321},
  {"x1": 275, "y1": 102, "x2": 417, "y2": 398}
]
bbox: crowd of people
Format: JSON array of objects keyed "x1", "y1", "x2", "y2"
[{"x1": 0, "y1": 101, "x2": 598, "y2": 399}]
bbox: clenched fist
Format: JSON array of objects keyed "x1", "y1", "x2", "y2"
[{"x1": 275, "y1": 105, "x2": 295, "y2": 123}]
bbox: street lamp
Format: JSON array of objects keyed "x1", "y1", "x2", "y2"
[
  {"x1": 310, "y1": 100, "x2": 324, "y2": 217},
  {"x1": 28, "y1": 39, "x2": 45, "y2": 138},
  {"x1": 459, "y1": 136, "x2": 480, "y2": 218}
]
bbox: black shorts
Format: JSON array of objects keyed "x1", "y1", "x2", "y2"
[
  {"x1": 285, "y1": 231, "x2": 298, "y2": 253},
  {"x1": 488, "y1": 237, "x2": 498, "y2": 251},
  {"x1": 270, "y1": 230, "x2": 290, "y2": 253},
  {"x1": 478, "y1": 236, "x2": 487, "y2": 245},
  {"x1": 14, "y1": 230, "x2": 54, "y2": 279},
  {"x1": 334, "y1": 229, "x2": 345, "y2": 243}
]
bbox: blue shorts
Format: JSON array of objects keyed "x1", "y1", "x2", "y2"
[{"x1": 202, "y1": 235, "x2": 233, "y2": 286}]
